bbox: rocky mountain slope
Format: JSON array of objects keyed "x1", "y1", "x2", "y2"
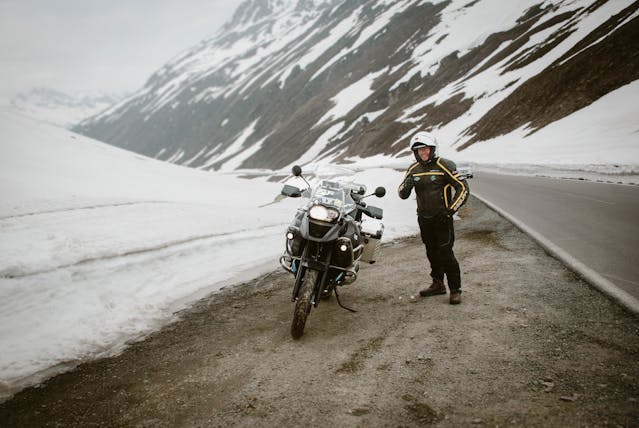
[{"x1": 73, "y1": 0, "x2": 639, "y2": 171}]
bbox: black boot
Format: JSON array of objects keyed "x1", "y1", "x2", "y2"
[
  {"x1": 419, "y1": 278, "x2": 446, "y2": 297},
  {"x1": 449, "y1": 289, "x2": 462, "y2": 305}
]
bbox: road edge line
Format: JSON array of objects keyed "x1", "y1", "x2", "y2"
[{"x1": 472, "y1": 193, "x2": 639, "y2": 316}]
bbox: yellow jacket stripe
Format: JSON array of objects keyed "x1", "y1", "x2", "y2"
[
  {"x1": 436, "y1": 158, "x2": 467, "y2": 211},
  {"x1": 414, "y1": 171, "x2": 444, "y2": 176},
  {"x1": 404, "y1": 162, "x2": 420, "y2": 178},
  {"x1": 397, "y1": 162, "x2": 420, "y2": 195}
]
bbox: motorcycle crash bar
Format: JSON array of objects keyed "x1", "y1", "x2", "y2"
[{"x1": 279, "y1": 254, "x2": 360, "y2": 283}]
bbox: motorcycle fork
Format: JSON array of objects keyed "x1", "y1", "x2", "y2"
[
  {"x1": 291, "y1": 242, "x2": 333, "y2": 306},
  {"x1": 291, "y1": 244, "x2": 309, "y2": 302},
  {"x1": 312, "y1": 246, "x2": 333, "y2": 308}
]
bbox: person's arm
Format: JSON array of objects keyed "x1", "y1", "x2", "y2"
[
  {"x1": 437, "y1": 159, "x2": 469, "y2": 213},
  {"x1": 398, "y1": 163, "x2": 419, "y2": 199}
]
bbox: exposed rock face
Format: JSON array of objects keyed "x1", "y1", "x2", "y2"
[
  {"x1": 459, "y1": 1, "x2": 639, "y2": 149},
  {"x1": 73, "y1": 0, "x2": 639, "y2": 170}
]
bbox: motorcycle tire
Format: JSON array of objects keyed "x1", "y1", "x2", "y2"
[{"x1": 291, "y1": 269, "x2": 317, "y2": 339}]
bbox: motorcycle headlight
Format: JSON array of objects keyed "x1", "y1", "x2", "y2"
[{"x1": 309, "y1": 204, "x2": 339, "y2": 223}]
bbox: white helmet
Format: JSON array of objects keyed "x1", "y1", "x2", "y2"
[{"x1": 409, "y1": 131, "x2": 438, "y2": 153}]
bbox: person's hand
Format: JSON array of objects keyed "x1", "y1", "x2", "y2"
[
  {"x1": 436, "y1": 210, "x2": 454, "y2": 222},
  {"x1": 403, "y1": 175, "x2": 416, "y2": 189}
]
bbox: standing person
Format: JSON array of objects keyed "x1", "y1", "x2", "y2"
[{"x1": 398, "y1": 131, "x2": 469, "y2": 304}]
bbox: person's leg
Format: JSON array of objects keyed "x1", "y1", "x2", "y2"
[
  {"x1": 418, "y1": 216, "x2": 443, "y2": 280},
  {"x1": 418, "y1": 216, "x2": 446, "y2": 297},
  {"x1": 433, "y1": 216, "x2": 462, "y2": 304}
]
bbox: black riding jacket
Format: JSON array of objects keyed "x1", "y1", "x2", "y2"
[{"x1": 398, "y1": 157, "x2": 469, "y2": 217}]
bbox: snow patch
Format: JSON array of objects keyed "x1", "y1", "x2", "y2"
[{"x1": 315, "y1": 69, "x2": 386, "y2": 126}]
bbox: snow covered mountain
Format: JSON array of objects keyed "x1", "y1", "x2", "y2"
[
  {"x1": 74, "y1": 0, "x2": 639, "y2": 171},
  {"x1": 12, "y1": 87, "x2": 120, "y2": 129}
]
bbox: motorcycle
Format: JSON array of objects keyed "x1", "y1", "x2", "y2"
[{"x1": 279, "y1": 165, "x2": 386, "y2": 339}]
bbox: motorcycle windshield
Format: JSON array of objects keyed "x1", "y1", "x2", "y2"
[{"x1": 310, "y1": 180, "x2": 356, "y2": 215}]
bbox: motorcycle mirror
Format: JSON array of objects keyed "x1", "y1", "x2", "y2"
[
  {"x1": 291, "y1": 164, "x2": 311, "y2": 190},
  {"x1": 374, "y1": 186, "x2": 386, "y2": 198}
]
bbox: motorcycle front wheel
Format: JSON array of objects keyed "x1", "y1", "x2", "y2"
[{"x1": 291, "y1": 269, "x2": 318, "y2": 339}]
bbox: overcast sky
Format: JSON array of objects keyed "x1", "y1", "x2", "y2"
[{"x1": 0, "y1": 0, "x2": 243, "y2": 105}]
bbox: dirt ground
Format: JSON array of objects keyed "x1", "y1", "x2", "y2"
[{"x1": 1, "y1": 197, "x2": 638, "y2": 427}]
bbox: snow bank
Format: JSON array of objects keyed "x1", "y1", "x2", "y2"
[{"x1": 0, "y1": 109, "x2": 419, "y2": 401}]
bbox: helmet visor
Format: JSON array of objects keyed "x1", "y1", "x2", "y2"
[{"x1": 411, "y1": 142, "x2": 428, "y2": 150}]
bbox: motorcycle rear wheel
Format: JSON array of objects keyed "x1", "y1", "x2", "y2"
[{"x1": 291, "y1": 269, "x2": 317, "y2": 339}]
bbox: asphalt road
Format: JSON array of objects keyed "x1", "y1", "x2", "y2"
[{"x1": 470, "y1": 172, "x2": 639, "y2": 301}]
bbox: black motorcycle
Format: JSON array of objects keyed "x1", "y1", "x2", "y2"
[{"x1": 279, "y1": 165, "x2": 385, "y2": 339}]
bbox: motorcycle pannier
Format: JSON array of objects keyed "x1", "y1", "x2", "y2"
[{"x1": 360, "y1": 221, "x2": 384, "y2": 264}]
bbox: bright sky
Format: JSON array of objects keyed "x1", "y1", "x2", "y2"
[{"x1": 0, "y1": 0, "x2": 243, "y2": 104}]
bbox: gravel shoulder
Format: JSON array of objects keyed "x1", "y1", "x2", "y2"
[{"x1": 1, "y1": 197, "x2": 638, "y2": 427}]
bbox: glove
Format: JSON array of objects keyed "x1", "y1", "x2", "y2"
[
  {"x1": 436, "y1": 210, "x2": 454, "y2": 222},
  {"x1": 403, "y1": 175, "x2": 416, "y2": 189}
]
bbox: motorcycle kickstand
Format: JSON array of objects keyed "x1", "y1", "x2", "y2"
[{"x1": 334, "y1": 286, "x2": 357, "y2": 313}]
